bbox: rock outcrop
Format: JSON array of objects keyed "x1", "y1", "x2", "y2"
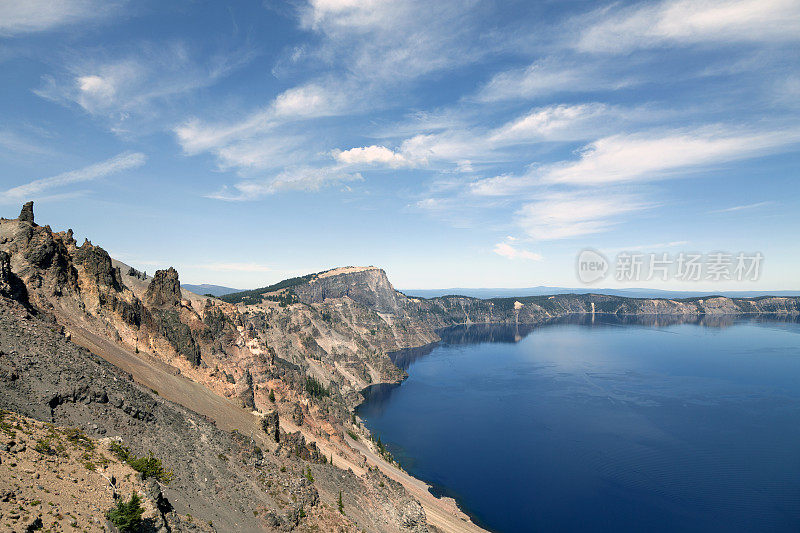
[
  {"x1": 293, "y1": 267, "x2": 406, "y2": 314},
  {"x1": 18, "y1": 201, "x2": 34, "y2": 224},
  {"x1": 144, "y1": 267, "x2": 181, "y2": 307}
]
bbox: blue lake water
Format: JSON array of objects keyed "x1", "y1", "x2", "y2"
[{"x1": 356, "y1": 315, "x2": 800, "y2": 533}]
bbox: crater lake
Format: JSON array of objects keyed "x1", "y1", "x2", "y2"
[{"x1": 357, "y1": 315, "x2": 800, "y2": 533}]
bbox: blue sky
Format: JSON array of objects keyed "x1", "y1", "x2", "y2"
[{"x1": 0, "y1": 0, "x2": 798, "y2": 290}]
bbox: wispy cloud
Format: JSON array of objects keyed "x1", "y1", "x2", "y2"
[
  {"x1": 1, "y1": 152, "x2": 146, "y2": 203},
  {"x1": 470, "y1": 126, "x2": 800, "y2": 195},
  {"x1": 710, "y1": 201, "x2": 773, "y2": 213},
  {"x1": 476, "y1": 58, "x2": 637, "y2": 102},
  {"x1": 515, "y1": 192, "x2": 652, "y2": 241},
  {"x1": 541, "y1": 128, "x2": 800, "y2": 185},
  {"x1": 35, "y1": 42, "x2": 255, "y2": 134},
  {"x1": 207, "y1": 166, "x2": 363, "y2": 201},
  {"x1": 298, "y1": 0, "x2": 489, "y2": 81},
  {"x1": 0, "y1": 0, "x2": 123, "y2": 37},
  {"x1": 575, "y1": 0, "x2": 800, "y2": 54}
]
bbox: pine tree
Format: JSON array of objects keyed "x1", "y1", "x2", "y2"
[
  {"x1": 337, "y1": 490, "x2": 344, "y2": 515},
  {"x1": 106, "y1": 492, "x2": 144, "y2": 532}
]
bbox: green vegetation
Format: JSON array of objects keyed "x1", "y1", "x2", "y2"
[
  {"x1": 64, "y1": 428, "x2": 95, "y2": 451},
  {"x1": 264, "y1": 292, "x2": 300, "y2": 307},
  {"x1": 106, "y1": 493, "x2": 144, "y2": 532},
  {"x1": 370, "y1": 433, "x2": 396, "y2": 463},
  {"x1": 109, "y1": 442, "x2": 173, "y2": 484},
  {"x1": 304, "y1": 376, "x2": 329, "y2": 398},
  {"x1": 337, "y1": 490, "x2": 344, "y2": 515},
  {"x1": 34, "y1": 436, "x2": 66, "y2": 457},
  {"x1": 218, "y1": 272, "x2": 320, "y2": 305},
  {"x1": 0, "y1": 409, "x2": 16, "y2": 437},
  {"x1": 268, "y1": 389, "x2": 276, "y2": 402},
  {"x1": 305, "y1": 466, "x2": 314, "y2": 483},
  {"x1": 346, "y1": 429, "x2": 359, "y2": 441}
]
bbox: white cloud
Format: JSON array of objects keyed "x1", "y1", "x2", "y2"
[
  {"x1": 515, "y1": 192, "x2": 651, "y2": 241},
  {"x1": 1, "y1": 151, "x2": 146, "y2": 203},
  {"x1": 470, "y1": 126, "x2": 800, "y2": 196},
  {"x1": 214, "y1": 135, "x2": 310, "y2": 172},
  {"x1": 207, "y1": 166, "x2": 362, "y2": 200},
  {"x1": 299, "y1": 0, "x2": 486, "y2": 81},
  {"x1": 541, "y1": 128, "x2": 800, "y2": 185},
  {"x1": 174, "y1": 115, "x2": 272, "y2": 156},
  {"x1": 576, "y1": 0, "x2": 800, "y2": 53},
  {"x1": 0, "y1": 0, "x2": 120, "y2": 37},
  {"x1": 273, "y1": 83, "x2": 348, "y2": 118},
  {"x1": 333, "y1": 145, "x2": 412, "y2": 168},
  {"x1": 493, "y1": 242, "x2": 542, "y2": 261},
  {"x1": 489, "y1": 103, "x2": 613, "y2": 143},
  {"x1": 476, "y1": 59, "x2": 636, "y2": 102},
  {"x1": 174, "y1": 82, "x2": 350, "y2": 162}
]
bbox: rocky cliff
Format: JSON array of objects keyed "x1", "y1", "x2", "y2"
[
  {"x1": 292, "y1": 267, "x2": 407, "y2": 314},
  {"x1": 0, "y1": 203, "x2": 447, "y2": 533}
]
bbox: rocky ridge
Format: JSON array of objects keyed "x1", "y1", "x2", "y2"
[{"x1": 0, "y1": 204, "x2": 443, "y2": 532}]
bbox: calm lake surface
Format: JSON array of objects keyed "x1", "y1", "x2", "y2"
[{"x1": 357, "y1": 315, "x2": 800, "y2": 533}]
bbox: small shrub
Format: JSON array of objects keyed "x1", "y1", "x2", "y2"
[
  {"x1": 268, "y1": 390, "x2": 276, "y2": 402},
  {"x1": 34, "y1": 438, "x2": 55, "y2": 455},
  {"x1": 64, "y1": 428, "x2": 94, "y2": 451},
  {"x1": 346, "y1": 430, "x2": 359, "y2": 441},
  {"x1": 128, "y1": 452, "x2": 173, "y2": 483},
  {"x1": 106, "y1": 493, "x2": 144, "y2": 532},
  {"x1": 305, "y1": 466, "x2": 314, "y2": 483},
  {"x1": 109, "y1": 442, "x2": 131, "y2": 462},
  {"x1": 109, "y1": 442, "x2": 172, "y2": 483}
]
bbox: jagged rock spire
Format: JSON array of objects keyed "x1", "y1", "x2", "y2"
[
  {"x1": 18, "y1": 201, "x2": 34, "y2": 224},
  {"x1": 145, "y1": 267, "x2": 182, "y2": 307}
]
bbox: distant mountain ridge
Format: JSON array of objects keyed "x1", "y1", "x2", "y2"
[
  {"x1": 401, "y1": 286, "x2": 800, "y2": 300},
  {"x1": 182, "y1": 283, "x2": 241, "y2": 297}
]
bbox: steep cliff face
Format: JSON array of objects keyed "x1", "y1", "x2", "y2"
[
  {"x1": 0, "y1": 203, "x2": 446, "y2": 533},
  {"x1": 293, "y1": 267, "x2": 407, "y2": 314}
]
